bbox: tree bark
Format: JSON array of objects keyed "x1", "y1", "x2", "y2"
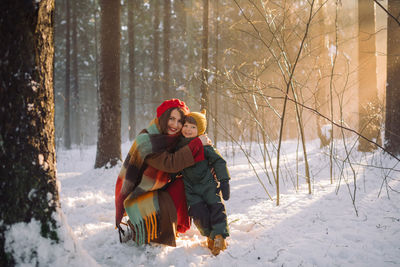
[
  {"x1": 358, "y1": 0, "x2": 380, "y2": 152},
  {"x1": 315, "y1": 1, "x2": 331, "y2": 148},
  {"x1": 72, "y1": 0, "x2": 81, "y2": 145},
  {"x1": 93, "y1": 0, "x2": 99, "y2": 111},
  {"x1": 200, "y1": 0, "x2": 209, "y2": 114},
  {"x1": 0, "y1": 0, "x2": 58, "y2": 264},
  {"x1": 128, "y1": 0, "x2": 136, "y2": 140},
  {"x1": 152, "y1": 0, "x2": 161, "y2": 105},
  {"x1": 185, "y1": 0, "x2": 197, "y2": 109},
  {"x1": 384, "y1": 0, "x2": 400, "y2": 154},
  {"x1": 95, "y1": 0, "x2": 122, "y2": 168},
  {"x1": 163, "y1": 0, "x2": 171, "y2": 99},
  {"x1": 213, "y1": 0, "x2": 219, "y2": 147}
]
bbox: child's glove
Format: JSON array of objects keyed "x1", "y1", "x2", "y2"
[{"x1": 220, "y1": 180, "x2": 230, "y2": 201}]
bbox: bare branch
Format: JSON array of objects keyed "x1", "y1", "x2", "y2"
[{"x1": 374, "y1": 0, "x2": 400, "y2": 27}]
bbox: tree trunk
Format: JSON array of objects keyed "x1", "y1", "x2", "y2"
[
  {"x1": 64, "y1": 0, "x2": 71, "y2": 149},
  {"x1": 315, "y1": 1, "x2": 331, "y2": 148},
  {"x1": 213, "y1": 0, "x2": 219, "y2": 147},
  {"x1": 186, "y1": 0, "x2": 197, "y2": 109},
  {"x1": 0, "y1": 1, "x2": 58, "y2": 264},
  {"x1": 163, "y1": 0, "x2": 171, "y2": 99},
  {"x1": 358, "y1": 0, "x2": 379, "y2": 152},
  {"x1": 384, "y1": 0, "x2": 400, "y2": 154},
  {"x1": 128, "y1": 0, "x2": 136, "y2": 140},
  {"x1": 72, "y1": 0, "x2": 81, "y2": 145},
  {"x1": 93, "y1": 0, "x2": 100, "y2": 112},
  {"x1": 95, "y1": 0, "x2": 122, "y2": 168},
  {"x1": 152, "y1": 0, "x2": 161, "y2": 105},
  {"x1": 200, "y1": 0, "x2": 209, "y2": 114}
]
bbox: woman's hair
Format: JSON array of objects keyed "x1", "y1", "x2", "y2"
[{"x1": 158, "y1": 107, "x2": 185, "y2": 134}]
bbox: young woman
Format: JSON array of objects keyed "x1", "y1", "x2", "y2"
[{"x1": 115, "y1": 99, "x2": 210, "y2": 246}]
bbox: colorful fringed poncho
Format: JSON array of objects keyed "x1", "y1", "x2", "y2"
[{"x1": 115, "y1": 118, "x2": 203, "y2": 245}]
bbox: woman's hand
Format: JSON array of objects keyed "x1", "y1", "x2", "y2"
[{"x1": 199, "y1": 134, "x2": 212, "y2": 146}]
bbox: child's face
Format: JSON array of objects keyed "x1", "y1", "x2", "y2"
[{"x1": 182, "y1": 122, "x2": 198, "y2": 138}]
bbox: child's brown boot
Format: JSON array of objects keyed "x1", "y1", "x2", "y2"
[{"x1": 211, "y1": 235, "x2": 226, "y2": 256}]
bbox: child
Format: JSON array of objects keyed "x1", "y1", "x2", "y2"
[{"x1": 176, "y1": 110, "x2": 231, "y2": 256}]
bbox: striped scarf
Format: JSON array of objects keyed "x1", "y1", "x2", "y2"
[{"x1": 115, "y1": 118, "x2": 180, "y2": 244}]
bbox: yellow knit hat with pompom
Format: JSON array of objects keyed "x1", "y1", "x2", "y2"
[{"x1": 186, "y1": 109, "x2": 207, "y2": 135}]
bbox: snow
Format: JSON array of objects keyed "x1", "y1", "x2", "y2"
[
  {"x1": 5, "y1": 211, "x2": 97, "y2": 267},
  {"x1": 176, "y1": 85, "x2": 188, "y2": 93},
  {"x1": 5, "y1": 140, "x2": 400, "y2": 266},
  {"x1": 328, "y1": 44, "x2": 338, "y2": 65},
  {"x1": 321, "y1": 124, "x2": 332, "y2": 140}
]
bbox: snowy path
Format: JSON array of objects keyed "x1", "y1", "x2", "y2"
[{"x1": 56, "y1": 143, "x2": 400, "y2": 266}]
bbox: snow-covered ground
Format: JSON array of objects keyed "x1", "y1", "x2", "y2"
[{"x1": 6, "y1": 140, "x2": 400, "y2": 266}]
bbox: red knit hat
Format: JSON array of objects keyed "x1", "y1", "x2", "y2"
[{"x1": 156, "y1": 99, "x2": 190, "y2": 118}]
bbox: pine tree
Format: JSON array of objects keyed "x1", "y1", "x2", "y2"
[
  {"x1": 64, "y1": 0, "x2": 72, "y2": 148},
  {"x1": 358, "y1": 0, "x2": 380, "y2": 152},
  {"x1": 163, "y1": 0, "x2": 171, "y2": 99},
  {"x1": 0, "y1": 1, "x2": 58, "y2": 264},
  {"x1": 128, "y1": 0, "x2": 136, "y2": 140},
  {"x1": 384, "y1": 0, "x2": 400, "y2": 154},
  {"x1": 200, "y1": 0, "x2": 209, "y2": 112},
  {"x1": 95, "y1": 0, "x2": 122, "y2": 168},
  {"x1": 152, "y1": 0, "x2": 161, "y2": 104},
  {"x1": 71, "y1": 0, "x2": 81, "y2": 145}
]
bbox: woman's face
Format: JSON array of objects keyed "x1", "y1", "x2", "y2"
[{"x1": 167, "y1": 109, "x2": 183, "y2": 135}]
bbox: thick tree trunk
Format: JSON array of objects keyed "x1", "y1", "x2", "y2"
[
  {"x1": 358, "y1": 0, "x2": 380, "y2": 152},
  {"x1": 163, "y1": 0, "x2": 171, "y2": 100},
  {"x1": 64, "y1": 0, "x2": 72, "y2": 149},
  {"x1": 385, "y1": 0, "x2": 400, "y2": 154},
  {"x1": 128, "y1": 0, "x2": 136, "y2": 140},
  {"x1": 200, "y1": 0, "x2": 209, "y2": 113},
  {"x1": 95, "y1": 0, "x2": 122, "y2": 168},
  {"x1": 0, "y1": 0, "x2": 58, "y2": 264}
]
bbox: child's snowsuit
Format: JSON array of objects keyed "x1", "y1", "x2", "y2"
[{"x1": 175, "y1": 137, "x2": 230, "y2": 239}]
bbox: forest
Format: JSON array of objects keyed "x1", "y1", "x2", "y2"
[
  {"x1": 1, "y1": 0, "x2": 400, "y2": 266},
  {"x1": 53, "y1": 0, "x2": 400, "y2": 168}
]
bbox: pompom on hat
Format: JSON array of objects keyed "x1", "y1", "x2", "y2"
[
  {"x1": 156, "y1": 98, "x2": 190, "y2": 118},
  {"x1": 186, "y1": 109, "x2": 207, "y2": 135}
]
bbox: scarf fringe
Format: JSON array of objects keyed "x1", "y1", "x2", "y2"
[
  {"x1": 125, "y1": 191, "x2": 161, "y2": 246},
  {"x1": 128, "y1": 212, "x2": 159, "y2": 245}
]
